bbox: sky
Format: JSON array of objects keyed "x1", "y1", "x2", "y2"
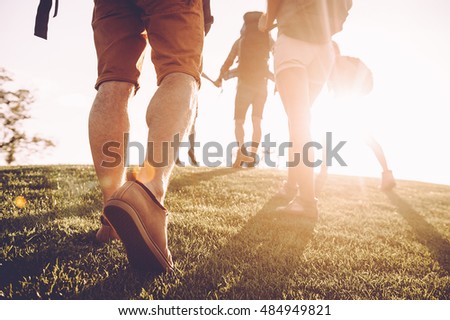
[{"x1": 0, "y1": 0, "x2": 450, "y2": 186}]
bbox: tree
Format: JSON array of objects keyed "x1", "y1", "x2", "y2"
[{"x1": 0, "y1": 68, "x2": 54, "y2": 165}]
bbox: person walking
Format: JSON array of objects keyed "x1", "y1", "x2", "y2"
[
  {"x1": 259, "y1": 0, "x2": 353, "y2": 217},
  {"x1": 316, "y1": 41, "x2": 396, "y2": 193},
  {"x1": 216, "y1": 11, "x2": 274, "y2": 168},
  {"x1": 89, "y1": 0, "x2": 210, "y2": 272}
]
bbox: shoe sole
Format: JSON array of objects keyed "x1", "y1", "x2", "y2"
[{"x1": 104, "y1": 199, "x2": 172, "y2": 273}]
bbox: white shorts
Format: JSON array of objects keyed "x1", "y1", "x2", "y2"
[{"x1": 274, "y1": 34, "x2": 335, "y2": 85}]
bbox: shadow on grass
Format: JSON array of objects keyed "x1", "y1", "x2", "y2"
[
  {"x1": 164, "y1": 196, "x2": 317, "y2": 299},
  {"x1": 0, "y1": 203, "x2": 112, "y2": 299},
  {"x1": 170, "y1": 167, "x2": 237, "y2": 190},
  {"x1": 0, "y1": 200, "x2": 103, "y2": 235},
  {"x1": 75, "y1": 267, "x2": 161, "y2": 300},
  {"x1": 1, "y1": 216, "x2": 159, "y2": 299},
  {"x1": 385, "y1": 190, "x2": 450, "y2": 275},
  {"x1": 73, "y1": 195, "x2": 316, "y2": 299},
  {"x1": 0, "y1": 231, "x2": 98, "y2": 294}
]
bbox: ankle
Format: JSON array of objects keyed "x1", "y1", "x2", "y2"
[{"x1": 143, "y1": 180, "x2": 165, "y2": 204}]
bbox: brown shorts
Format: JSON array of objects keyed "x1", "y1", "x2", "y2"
[
  {"x1": 234, "y1": 80, "x2": 268, "y2": 120},
  {"x1": 92, "y1": 0, "x2": 204, "y2": 90}
]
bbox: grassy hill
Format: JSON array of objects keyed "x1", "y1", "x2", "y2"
[{"x1": 0, "y1": 165, "x2": 449, "y2": 299}]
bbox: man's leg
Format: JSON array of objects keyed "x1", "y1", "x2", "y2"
[
  {"x1": 251, "y1": 116, "x2": 262, "y2": 148},
  {"x1": 187, "y1": 102, "x2": 199, "y2": 166},
  {"x1": 89, "y1": 81, "x2": 134, "y2": 242},
  {"x1": 235, "y1": 119, "x2": 245, "y2": 147},
  {"x1": 247, "y1": 85, "x2": 267, "y2": 167},
  {"x1": 233, "y1": 84, "x2": 253, "y2": 168},
  {"x1": 89, "y1": 81, "x2": 134, "y2": 204},
  {"x1": 188, "y1": 125, "x2": 200, "y2": 166},
  {"x1": 137, "y1": 73, "x2": 198, "y2": 203},
  {"x1": 246, "y1": 116, "x2": 262, "y2": 167}
]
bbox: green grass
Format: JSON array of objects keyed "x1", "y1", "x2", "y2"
[{"x1": 1, "y1": 165, "x2": 449, "y2": 299}]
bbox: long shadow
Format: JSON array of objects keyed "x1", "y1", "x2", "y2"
[
  {"x1": 75, "y1": 268, "x2": 160, "y2": 300},
  {"x1": 384, "y1": 190, "x2": 450, "y2": 274},
  {"x1": 0, "y1": 203, "x2": 160, "y2": 299},
  {"x1": 73, "y1": 195, "x2": 315, "y2": 299},
  {"x1": 1, "y1": 227, "x2": 154, "y2": 299},
  {"x1": 0, "y1": 231, "x2": 98, "y2": 292},
  {"x1": 0, "y1": 201, "x2": 103, "y2": 234},
  {"x1": 164, "y1": 196, "x2": 317, "y2": 299},
  {"x1": 170, "y1": 167, "x2": 238, "y2": 190}
]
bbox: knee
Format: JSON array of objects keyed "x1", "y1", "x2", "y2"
[
  {"x1": 92, "y1": 81, "x2": 134, "y2": 113},
  {"x1": 160, "y1": 72, "x2": 198, "y2": 92},
  {"x1": 235, "y1": 119, "x2": 245, "y2": 128},
  {"x1": 252, "y1": 116, "x2": 262, "y2": 127},
  {"x1": 97, "y1": 81, "x2": 135, "y2": 97}
]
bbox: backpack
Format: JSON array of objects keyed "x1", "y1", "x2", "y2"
[
  {"x1": 328, "y1": 55, "x2": 374, "y2": 96},
  {"x1": 237, "y1": 12, "x2": 271, "y2": 82},
  {"x1": 34, "y1": 0, "x2": 213, "y2": 39},
  {"x1": 278, "y1": 0, "x2": 353, "y2": 43}
]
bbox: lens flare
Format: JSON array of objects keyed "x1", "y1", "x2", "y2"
[
  {"x1": 126, "y1": 166, "x2": 139, "y2": 182},
  {"x1": 14, "y1": 196, "x2": 27, "y2": 209}
]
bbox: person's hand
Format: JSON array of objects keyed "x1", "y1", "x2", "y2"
[
  {"x1": 213, "y1": 78, "x2": 222, "y2": 88},
  {"x1": 258, "y1": 13, "x2": 268, "y2": 32}
]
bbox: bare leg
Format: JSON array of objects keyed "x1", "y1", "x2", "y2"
[
  {"x1": 188, "y1": 130, "x2": 199, "y2": 166},
  {"x1": 251, "y1": 116, "x2": 262, "y2": 146},
  {"x1": 251, "y1": 116, "x2": 262, "y2": 162},
  {"x1": 89, "y1": 81, "x2": 134, "y2": 242},
  {"x1": 278, "y1": 68, "x2": 328, "y2": 202},
  {"x1": 89, "y1": 81, "x2": 134, "y2": 204},
  {"x1": 137, "y1": 73, "x2": 198, "y2": 204},
  {"x1": 364, "y1": 135, "x2": 396, "y2": 190},
  {"x1": 235, "y1": 119, "x2": 245, "y2": 147},
  {"x1": 365, "y1": 135, "x2": 389, "y2": 172},
  {"x1": 315, "y1": 144, "x2": 328, "y2": 194},
  {"x1": 277, "y1": 67, "x2": 315, "y2": 201},
  {"x1": 233, "y1": 118, "x2": 253, "y2": 168}
]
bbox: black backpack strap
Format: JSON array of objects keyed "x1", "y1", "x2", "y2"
[
  {"x1": 34, "y1": 0, "x2": 59, "y2": 39},
  {"x1": 203, "y1": 0, "x2": 214, "y2": 35}
]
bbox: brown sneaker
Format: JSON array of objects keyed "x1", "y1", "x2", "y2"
[
  {"x1": 95, "y1": 215, "x2": 120, "y2": 243},
  {"x1": 276, "y1": 196, "x2": 318, "y2": 219},
  {"x1": 380, "y1": 170, "x2": 396, "y2": 191},
  {"x1": 104, "y1": 180, "x2": 173, "y2": 273}
]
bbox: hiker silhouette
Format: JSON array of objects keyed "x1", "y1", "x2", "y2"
[
  {"x1": 316, "y1": 41, "x2": 396, "y2": 193},
  {"x1": 260, "y1": 0, "x2": 353, "y2": 217},
  {"x1": 214, "y1": 11, "x2": 275, "y2": 169}
]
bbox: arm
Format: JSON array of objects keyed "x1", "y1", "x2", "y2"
[
  {"x1": 219, "y1": 39, "x2": 239, "y2": 78},
  {"x1": 259, "y1": 0, "x2": 283, "y2": 32},
  {"x1": 214, "y1": 39, "x2": 240, "y2": 86}
]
